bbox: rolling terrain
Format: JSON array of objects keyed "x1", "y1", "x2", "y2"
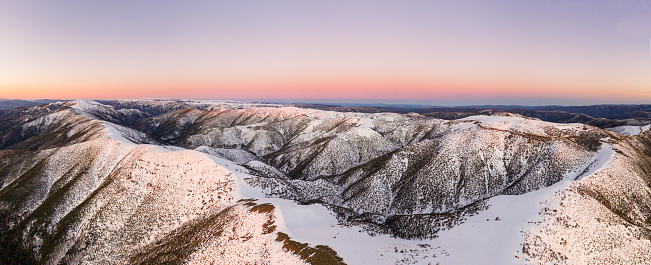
[{"x1": 1, "y1": 99, "x2": 650, "y2": 264}]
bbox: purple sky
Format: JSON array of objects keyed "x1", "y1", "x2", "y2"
[{"x1": 1, "y1": 0, "x2": 650, "y2": 105}]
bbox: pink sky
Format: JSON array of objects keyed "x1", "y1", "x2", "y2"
[{"x1": 1, "y1": 1, "x2": 650, "y2": 105}]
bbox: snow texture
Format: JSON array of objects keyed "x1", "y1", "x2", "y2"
[{"x1": 1, "y1": 99, "x2": 647, "y2": 265}]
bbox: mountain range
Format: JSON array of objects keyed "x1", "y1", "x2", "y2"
[{"x1": 1, "y1": 99, "x2": 651, "y2": 264}]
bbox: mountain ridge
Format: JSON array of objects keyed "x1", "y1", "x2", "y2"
[{"x1": 1, "y1": 99, "x2": 649, "y2": 264}]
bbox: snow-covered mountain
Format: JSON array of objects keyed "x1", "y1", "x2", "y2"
[{"x1": 1, "y1": 99, "x2": 649, "y2": 264}]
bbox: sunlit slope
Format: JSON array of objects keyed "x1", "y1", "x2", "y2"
[{"x1": 2, "y1": 99, "x2": 650, "y2": 264}]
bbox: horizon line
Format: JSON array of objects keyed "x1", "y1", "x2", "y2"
[{"x1": 2, "y1": 97, "x2": 650, "y2": 108}]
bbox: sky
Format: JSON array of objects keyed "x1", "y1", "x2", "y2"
[{"x1": 1, "y1": 0, "x2": 650, "y2": 105}]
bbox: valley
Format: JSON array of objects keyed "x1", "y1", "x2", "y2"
[{"x1": 1, "y1": 99, "x2": 650, "y2": 264}]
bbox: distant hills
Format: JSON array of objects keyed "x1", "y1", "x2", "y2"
[
  {"x1": 291, "y1": 103, "x2": 651, "y2": 129},
  {"x1": 0, "y1": 99, "x2": 62, "y2": 110},
  {"x1": 3, "y1": 99, "x2": 651, "y2": 130}
]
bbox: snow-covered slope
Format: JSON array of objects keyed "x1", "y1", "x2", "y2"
[
  {"x1": 606, "y1": 124, "x2": 651, "y2": 136},
  {"x1": 429, "y1": 144, "x2": 614, "y2": 264},
  {"x1": 1, "y1": 99, "x2": 649, "y2": 264},
  {"x1": 70, "y1": 98, "x2": 146, "y2": 124},
  {"x1": 0, "y1": 108, "x2": 106, "y2": 150},
  {"x1": 133, "y1": 107, "x2": 408, "y2": 178},
  {"x1": 521, "y1": 132, "x2": 651, "y2": 264},
  {"x1": 0, "y1": 139, "x2": 237, "y2": 264},
  {"x1": 194, "y1": 145, "x2": 259, "y2": 164},
  {"x1": 0, "y1": 140, "x2": 341, "y2": 264}
]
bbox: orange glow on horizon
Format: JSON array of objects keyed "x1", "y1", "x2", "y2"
[
  {"x1": 2, "y1": 75, "x2": 649, "y2": 104},
  {"x1": 2, "y1": 1, "x2": 650, "y2": 105}
]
